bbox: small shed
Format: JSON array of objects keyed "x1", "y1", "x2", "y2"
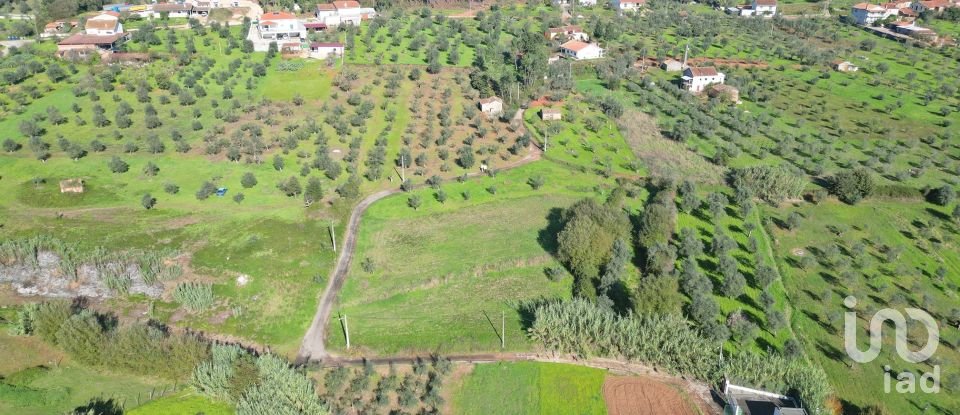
[
  {"x1": 479, "y1": 97, "x2": 504, "y2": 117},
  {"x1": 541, "y1": 108, "x2": 562, "y2": 121},
  {"x1": 59, "y1": 178, "x2": 85, "y2": 193},
  {"x1": 660, "y1": 58, "x2": 684, "y2": 71},
  {"x1": 833, "y1": 60, "x2": 859, "y2": 72},
  {"x1": 706, "y1": 84, "x2": 740, "y2": 104}
]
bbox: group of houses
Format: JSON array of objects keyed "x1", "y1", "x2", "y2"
[
  {"x1": 56, "y1": 11, "x2": 126, "y2": 59},
  {"x1": 850, "y1": 0, "x2": 955, "y2": 43},
  {"x1": 248, "y1": 1, "x2": 374, "y2": 54}
]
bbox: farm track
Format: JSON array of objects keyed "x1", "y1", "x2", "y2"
[{"x1": 297, "y1": 123, "x2": 541, "y2": 362}]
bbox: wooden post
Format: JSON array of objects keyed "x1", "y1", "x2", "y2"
[
  {"x1": 329, "y1": 223, "x2": 337, "y2": 252},
  {"x1": 501, "y1": 310, "x2": 505, "y2": 349}
]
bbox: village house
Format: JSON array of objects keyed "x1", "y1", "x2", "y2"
[
  {"x1": 479, "y1": 97, "x2": 504, "y2": 118},
  {"x1": 851, "y1": 3, "x2": 890, "y2": 25},
  {"x1": 541, "y1": 108, "x2": 562, "y2": 121},
  {"x1": 889, "y1": 20, "x2": 938, "y2": 38},
  {"x1": 611, "y1": 0, "x2": 645, "y2": 13},
  {"x1": 151, "y1": 3, "x2": 195, "y2": 18},
  {"x1": 43, "y1": 21, "x2": 74, "y2": 34},
  {"x1": 559, "y1": 40, "x2": 604, "y2": 60},
  {"x1": 732, "y1": 0, "x2": 778, "y2": 16},
  {"x1": 256, "y1": 11, "x2": 307, "y2": 41},
  {"x1": 553, "y1": 0, "x2": 598, "y2": 5},
  {"x1": 84, "y1": 12, "x2": 123, "y2": 35},
  {"x1": 309, "y1": 42, "x2": 344, "y2": 59},
  {"x1": 681, "y1": 66, "x2": 725, "y2": 93},
  {"x1": 545, "y1": 25, "x2": 589, "y2": 42},
  {"x1": 911, "y1": 0, "x2": 953, "y2": 12},
  {"x1": 57, "y1": 33, "x2": 124, "y2": 58},
  {"x1": 315, "y1": 1, "x2": 377, "y2": 26},
  {"x1": 833, "y1": 60, "x2": 860, "y2": 72}
]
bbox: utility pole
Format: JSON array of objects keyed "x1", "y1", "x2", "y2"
[
  {"x1": 682, "y1": 43, "x2": 690, "y2": 68},
  {"x1": 329, "y1": 222, "x2": 336, "y2": 252},
  {"x1": 501, "y1": 310, "x2": 505, "y2": 349},
  {"x1": 340, "y1": 314, "x2": 350, "y2": 350}
]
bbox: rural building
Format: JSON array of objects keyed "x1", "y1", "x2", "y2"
[
  {"x1": 553, "y1": 0, "x2": 598, "y2": 5},
  {"x1": 59, "y1": 179, "x2": 85, "y2": 193},
  {"x1": 541, "y1": 108, "x2": 562, "y2": 121},
  {"x1": 731, "y1": 0, "x2": 778, "y2": 15},
  {"x1": 889, "y1": 20, "x2": 938, "y2": 38},
  {"x1": 84, "y1": 12, "x2": 123, "y2": 35},
  {"x1": 681, "y1": 66, "x2": 725, "y2": 93},
  {"x1": 57, "y1": 33, "x2": 124, "y2": 58},
  {"x1": 660, "y1": 58, "x2": 684, "y2": 71},
  {"x1": 309, "y1": 42, "x2": 344, "y2": 59},
  {"x1": 151, "y1": 3, "x2": 195, "y2": 18},
  {"x1": 479, "y1": 97, "x2": 504, "y2": 117},
  {"x1": 304, "y1": 22, "x2": 328, "y2": 32},
  {"x1": 851, "y1": 3, "x2": 889, "y2": 25},
  {"x1": 43, "y1": 21, "x2": 75, "y2": 34},
  {"x1": 911, "y1": 0, "x2": 953, "y2": 12},
  {"x1": 832, "y1": 60, "x2": 859, "y2": 72},
  {"x1": 611, "y1": 0, "x2": 645, "y2": 12},
  {"x1": 706, "y1": 84, "x2": 740, "y2": 104},
  {"x1": 545, "y1": 25, "x2": 589, "y2": 41},
  {"x1": 315, "y1": 1, "x2": 377, "y2": 26},
  {"x1": 548, "y1": 53, "x2": 564, "y2": 64},
  {"x1": 559, "y1": 40, "x2": 604, "y2": 60},
  {"x1": 256, "y1": 11, "x2": 307, "y2": 41},
  {"x1": 722, "y1": 381, "x2": 808, "y2": 415}
]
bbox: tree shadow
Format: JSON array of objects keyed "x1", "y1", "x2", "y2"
[
  {"x1": 537, "y1": 207, "x2": 564, "y2": 256},
  {"x1": 72, "y1": 398, "x2": 123, "y2": 415}
]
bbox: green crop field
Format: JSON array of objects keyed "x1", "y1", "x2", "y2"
[{"x1": 453, "y1": 361, "x2": 607, "y2": 415}]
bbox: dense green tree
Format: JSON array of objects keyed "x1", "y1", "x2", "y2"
[
  {"x1": 108, "y1": 156, "x2": 129, "y2": 173},
  {"x1": 829, "y1": 168, "x2": 874, "y2": 204}
]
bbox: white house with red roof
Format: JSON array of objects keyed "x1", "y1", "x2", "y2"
[
  {"x1": 257, "y1": 11, "x2": 307, "y2": 41},
  {"x1": 851, "y1": 3, "x2": 890, "y2": 24},
  {"x1": 560, "y1": 40, "x2": 604, "y2": 60},
  {"x1": 315, "y1": 1, "x2": 376, "y2": 26},
  {"x1": 681, "y1": 66, "x2": 725, "y2": 93},
  {"x1": 611, "y1": 0, "x2": 645, "y2": 12}
]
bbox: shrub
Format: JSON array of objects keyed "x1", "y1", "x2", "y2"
[
  {"x1": 829, "y1": 168, "x2": 874, "y2": 204},
  {"x1": 173, "y1": 282, "x2": 214, "y2": 312},
  {"x1": 729, "y1": 166, "x2": 806, "y2": 204}
]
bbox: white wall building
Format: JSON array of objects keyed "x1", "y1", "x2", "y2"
[
  {"x1": 309, "y1": 42, "x2": 344, "y2": 59},
  {"x1": 611, "y1": 0, "x2": 645, "y2": 12},
  {"x1": 851, "y1": 3, "x2": 888, "y2": 25},
  {"x1": 560, "y1": 40, "x2": 604, "y2": 60},
  {"x1": 315, "y1": 1, "x2": 377, "y2": 26},
  {"x1": 257, "y1": 11, "x2": 307, "y2": 40},
  {"x1": 84, "y1": 13, "x2": 123, "y2": 35},
  {"x1": 681, "y1": 66, "x2": 725, "y2": 93}
]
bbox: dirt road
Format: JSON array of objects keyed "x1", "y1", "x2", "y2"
[
  {"x1": 297, "y1": 188, "x2": 400, "y2": 362},
  {"x1": 297, "y1": 136, "x2": 541, "y2": 362}
]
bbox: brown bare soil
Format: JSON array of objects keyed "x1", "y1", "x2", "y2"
[{"x1": 603, "y1": 376, "x2": 700, "y2": 415}]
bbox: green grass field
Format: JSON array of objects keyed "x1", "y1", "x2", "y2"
[
  {"x1": 454, "y1": 361, "x2": 607, "y2": 415},
  {"x1": 127, "y1": 392, "x2": 234, "y2": 415}
]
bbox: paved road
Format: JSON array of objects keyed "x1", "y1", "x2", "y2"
[{"x1": 297, "y1": 134, "x2": 541, "y2": 363}]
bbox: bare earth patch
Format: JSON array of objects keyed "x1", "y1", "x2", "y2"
[
  {"x1": 603, "y1": 376, "x2": 699, "y2": 415},
  {"x1": 618, "y1": 109, "x2": 724, "y2": 184}
]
